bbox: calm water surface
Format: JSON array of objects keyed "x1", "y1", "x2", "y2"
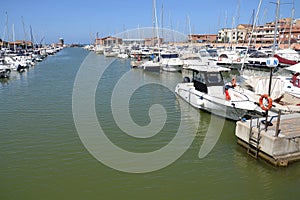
[{"x1": 1, "y1": 48, "x2": 300, "y2": 200}]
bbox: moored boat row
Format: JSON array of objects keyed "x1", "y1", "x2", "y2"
[{"x1": 0, "y1": 46, "x2": 63, "y2": 79}]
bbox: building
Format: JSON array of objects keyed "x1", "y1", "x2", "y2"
[
  {"x1": 57, "y1": 38, "x2": 64, "y2": 47},
  {"x1": 217, "y1": 24, "x2": 252, "y2": 44},
  {"x1": 144, "y1": 37, "x2": 163, "y2": 46},
  {"x1": 7, "y1": 40, "x2": 33, "y2": 49},
  {"x1": 246, "y1": 18, "x2": 300, "y2": 45},
  {"x1": 188, "y1": 34, "x2": 218, "y2": 43},
  {"x1": 95, "y1": 36, "x2": 122, "y2": 47},
  {"x1": 216, "y1": 18, "x2": 300, "y2": 45}
]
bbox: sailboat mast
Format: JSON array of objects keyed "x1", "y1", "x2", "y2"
[
  {"x1": 12, "y1": 23, "x2": 16, "y2": 52},
  {"x1": 153, "y1": 0, "x2": 160, "y2": 48},
  {"x1": 30, "y1": 25, "x2": 34, "y2": 49},
  {"x1": 2, "y1": 12, "x2": 8, "y2": 49},
  {"x1": 22, "y1": 16, "x2": 27, "y2": 50},
  {"x1": 241, "y1": 0, "x2": 263, "y2": 71},
  {"x1": 236, "y1": 0, "x2": 240, "y2": 44},
  {"x1": 161, "y1": 3, "x2": 164, "y2": 41},
  {"x1": 152, "y1": 0, "x2": 156, "y2": 45}
]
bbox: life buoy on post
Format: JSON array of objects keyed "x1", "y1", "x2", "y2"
[{"x1": 259, "y1": 94, "x2": 272, "y2": 111}]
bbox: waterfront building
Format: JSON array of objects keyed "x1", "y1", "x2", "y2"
[
  {"x1": 188, "y1": 34, "x2": 218, "y2": 43},
  {"x1": 144, "y1": 37, "x2": 163, "y2": 46},
  {"x1": 217, "y1": 24, "x2": 251, "y2": 44},
  {"x1": 215, "y1": 18, "x2": 300, "y2": 45},
  {"x1": 95, "y1": 36, "x2": 122, "y2": 47}
]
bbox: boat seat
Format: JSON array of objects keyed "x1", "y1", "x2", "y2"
[{"x1": 207, "y1": 86, "x2": 225, "y2": 98}]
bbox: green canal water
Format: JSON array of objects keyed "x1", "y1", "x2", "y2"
[{"x1": 1, "y1": 47, "x2": 300, "y2": 200}]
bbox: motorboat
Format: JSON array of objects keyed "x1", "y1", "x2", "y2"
[
  {"x1": 160, "y1": 51, "x2": 183, "y2": 72},
  {"x1": 0, "y1": 59, "x2": 11, "y2": 78},
  {"x1": 175, "y1": 65, "x2": 260, "y2": 120},
  {"x1": 217, "y1": 51, "x2": 244, "y2": 66},
  {"x1": 103, "y1": 47, "x2": 119, "y2": 57},
  {"x1": 242, "y1": 65, "x2": 300, "y2": 113},
  {"x1": 280, "y1": 63, "x2": 300, "y2": 98},
  {"x1": 95, "y1": 44, "x2": 104, "y2": 54},
  {"x1": 246, "y1": 51, "x2": 270, "y2": 68},
  {"x1": 140, "y1": 59, "x2": 161, "y2": 72},
  {"x1": 275, "y1": 48, "x2": 300, "y2": 65}
]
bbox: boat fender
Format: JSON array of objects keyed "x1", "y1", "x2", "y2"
[
  {"x1": 259, "y1": 94, "x2": 272, "y2": 111},
  {"x1": 225, "y1": 89, "x2": 231, "y2": 101},
  {"x1": 197, "y1": 97, "x2": 204, "y2": 105}
]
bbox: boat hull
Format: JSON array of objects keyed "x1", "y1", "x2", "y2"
[{"x1": 175, "y1": 83, "x2": 258, "y2": 121}]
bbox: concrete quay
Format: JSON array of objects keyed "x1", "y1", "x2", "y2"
[{"x1": 235, "y1": 113, "x2": 300, "y2": 166}]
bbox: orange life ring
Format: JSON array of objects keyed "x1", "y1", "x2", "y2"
[
  {"x1": 236, "y1": 58, "x2": 241, "y2": 62},
  {"x1": 259, "y1": 94, "x2": 272, "y2": 111}
]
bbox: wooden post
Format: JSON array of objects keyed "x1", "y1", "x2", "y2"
[{"x1": 275, "y1": 110, "x2": 281, "y2": 137}]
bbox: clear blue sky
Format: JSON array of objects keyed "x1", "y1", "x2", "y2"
[{"x1": 0, "y1": 0, "x2": 299, "y2": 44}]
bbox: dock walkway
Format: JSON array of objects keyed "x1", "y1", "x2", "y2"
[{"x1": 235, "y1": 113, "x2": 300, "y2": 166}]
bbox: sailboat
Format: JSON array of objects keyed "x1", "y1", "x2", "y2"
[
  {"x1": 141, "y1": 0, "x2": 161, "y2": 72},
  {"x1": 274, "y1": 0, "x2": 300, "y2": 66}
]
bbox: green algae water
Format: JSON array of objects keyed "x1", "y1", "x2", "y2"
[{"x1": 1, "y1": 47, "x2": 300, "y2": 200}]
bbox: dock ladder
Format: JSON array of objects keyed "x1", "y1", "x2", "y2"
[{"x1": 247, "y1": 117, "x2": 261, "y2": 159}]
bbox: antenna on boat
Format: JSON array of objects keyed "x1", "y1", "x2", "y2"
[{"x1": 264, "y1": 0, "x2": 280, "y2": 130}]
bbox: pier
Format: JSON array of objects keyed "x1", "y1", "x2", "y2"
[{"x1": 235, "y1": 113, "x2": 300, "y2": 166}]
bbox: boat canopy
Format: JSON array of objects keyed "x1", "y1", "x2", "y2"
[{"x1": 187, "y1": 65, "x2": 230, "y2": 73}]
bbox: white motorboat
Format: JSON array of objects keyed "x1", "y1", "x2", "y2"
[
  {"x1": 175, "y1": 65, "x2": 260, "y2": 120},
  {"x1": 103, "y1": 47, "x2": 119, "y2": 57},
  {"x1": 0, "y1": 59, "x2": 11, "y2": 78},
  {"x1": 95, "y1": 45, "x2": 104, "y2": 54},
  {"x1": 217, "y1": 51, "x2": 244, "y2": 66},
  {"x1": 246, "y1": 51, "x2": 270, "y2": 68},
  {"x1": 281, "y1": 63, "x2": 300, "y2": 98},
  {"x1": 160, "y1": 51, "x2": 183, "y2": 72},
  {"x1": 140, "y1": 59, "x2": 161, "y2": 72}
]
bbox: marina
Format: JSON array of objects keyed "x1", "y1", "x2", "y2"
[
  {"x1": 1, "y1": 47, "x2": 300, "y2": 199},
  {"x1": 1, "y1": 0, "x2": 300, "y2": 199}
]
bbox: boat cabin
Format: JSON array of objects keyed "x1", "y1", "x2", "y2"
[
  {"x1": 190, "y1": 66, "x2": 229, "y2": 96},
  {"x1": 160, "y1": 52, "x2": 179, "y2": 59}
]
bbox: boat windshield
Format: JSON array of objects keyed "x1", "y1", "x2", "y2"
[
  {"x1": 206, "y1": 72, "x2": 223, "y2": 85},
  {"x1": 161, "y1": 54, "x2": 178, "y2": 59},
  {"x1": 193, "y1": 71, "x2": 224, "y2": 86},
  {"x1": 207, "y1": 49, "x2": 218, "y2": 57}
]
